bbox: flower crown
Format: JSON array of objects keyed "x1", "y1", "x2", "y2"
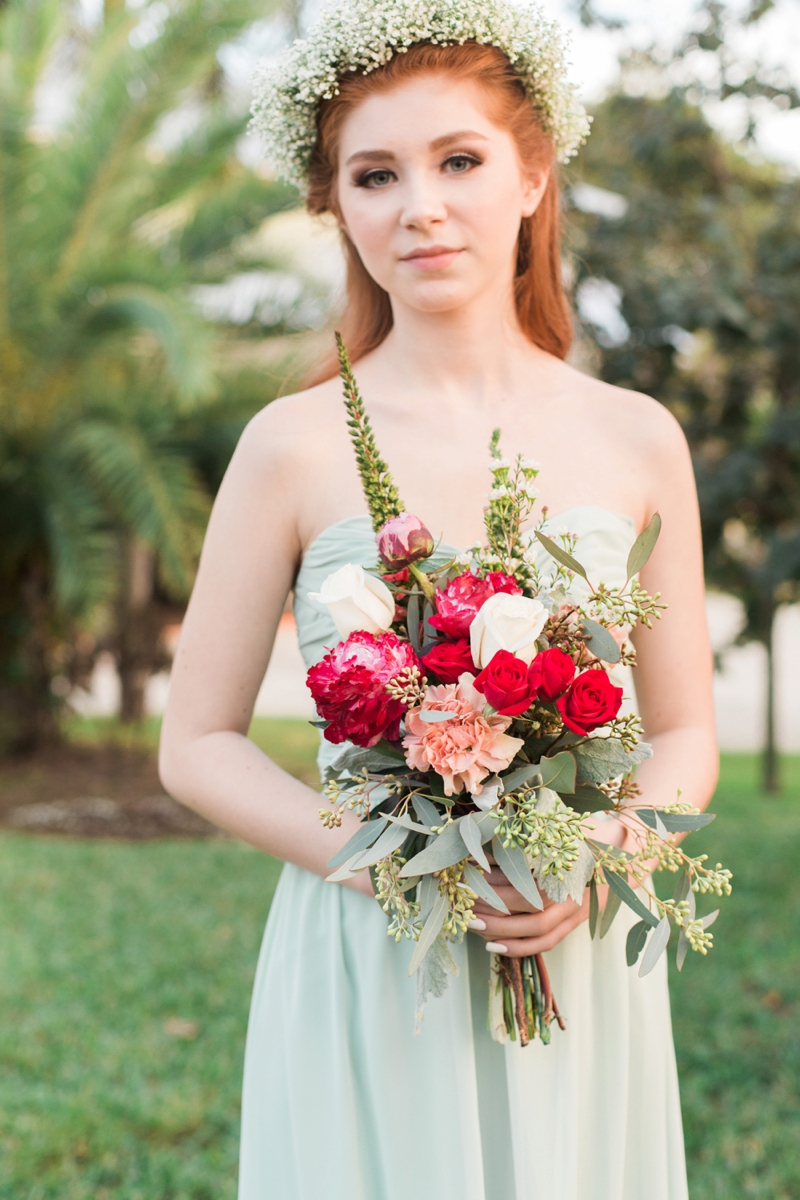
[{"x1": 250, "y1": 0, "x2": 591, "y2": 188}]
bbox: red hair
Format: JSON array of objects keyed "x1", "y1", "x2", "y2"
[{"x1": 305, "y1": 41, "x2": 572, "y2": 383}]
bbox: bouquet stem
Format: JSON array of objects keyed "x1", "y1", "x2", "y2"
[{"x1": 497, "y1": 953, "x2": 566, "y2": 1045}]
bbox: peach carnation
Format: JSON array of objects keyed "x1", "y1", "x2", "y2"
[{"x1": 402, "y1": 673, "x2": 524, "y2": 797}]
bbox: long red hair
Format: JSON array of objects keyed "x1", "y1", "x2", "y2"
[{"x1": 304, "y1": 41, "x2": 572, "y2": 383}]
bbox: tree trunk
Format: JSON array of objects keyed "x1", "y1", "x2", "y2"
[
  {"x1": 0, "y1": 565, "x2": 61, "y2": 756},
  {"x1": 115, "y1": 538, "x2": 158, "y2": 724},
  {"x1": 762, "y1": 612, "x2": 780, "y2": 794}
]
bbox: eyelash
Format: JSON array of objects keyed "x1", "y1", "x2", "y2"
[{"x1": 354, "y1": 152, "x2": 483, "y2": 188}]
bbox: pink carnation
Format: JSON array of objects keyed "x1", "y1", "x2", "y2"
[
  {"x1": 429, "y1": 571, "x2": 521, "y2": 639},
  {"x1": 403, "y1": 674, "x2": 524, "y2": 796},
  {"x1": 307, "y1": 630, "x2": 421, "y2": 748}
]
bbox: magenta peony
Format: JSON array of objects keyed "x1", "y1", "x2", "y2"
[
  {"x1": 403, "y1": 674, "x2": 524, "y2": 795},
  {"x1": 429, "y1": 571, "x2": 521, "y2": 640},
  {"x1": 377, "y1": 513, "x2": 435, "y2": 570},
  {"x1": 307, "y1": 630, "x2": 421, "y2": 748}
]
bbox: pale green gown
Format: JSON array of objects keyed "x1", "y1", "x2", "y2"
[{"x1": 238, "y1": 509, "x2": 689, "y2": 1200}]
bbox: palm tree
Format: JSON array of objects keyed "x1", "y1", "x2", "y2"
[{"x1": 0, "y1": 0, "x2": 296, "y2": 751}]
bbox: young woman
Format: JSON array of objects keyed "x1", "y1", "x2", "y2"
[{"x1": 159, "y1": 4, "x2": 717, "y2": 1197}]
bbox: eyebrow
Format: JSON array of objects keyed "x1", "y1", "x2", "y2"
[{"x1": 345, "y1": 129, "x2": 489, "y2": 166}]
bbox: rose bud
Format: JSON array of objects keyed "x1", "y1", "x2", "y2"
[
  {"x1": 528, "y1": 647, "x2": 575, "y2": 701},
  {"x1": 421, "y1": 639, "x2": 477, "y2": 684},
  {"x1": 556, "y1": 668, "x2": 623, "y2": 736},
  {"x1": 377, "y1": 514, "x2": 435, "y2": 571},
  {"x1": 474, "y1": 649, "x2": 535, "y2": 716}
]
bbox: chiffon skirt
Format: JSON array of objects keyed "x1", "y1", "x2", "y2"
[{"x1": 238, "y1": 863, "x2": 688, "y2": 1200}]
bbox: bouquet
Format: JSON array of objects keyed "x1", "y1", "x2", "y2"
[{"x1": 308, "y1": 335, "x2": 731, "y2": 1045}]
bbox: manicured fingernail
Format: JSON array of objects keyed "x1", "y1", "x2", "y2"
[
  {"x1": 467, "y1": 918, "x2": 487, "y2": 931},
  {"x1": 485, "y1": 942, "x2": 508, "y2": 953}
]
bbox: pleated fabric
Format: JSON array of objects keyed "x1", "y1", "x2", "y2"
[{"x1": 238, "y1": 511, "x2": 688, "y2": 1200}]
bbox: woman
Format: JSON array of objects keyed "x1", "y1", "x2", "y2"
[{"x1": 159, "y1": 3, "x2": 718, "y2": 1197}]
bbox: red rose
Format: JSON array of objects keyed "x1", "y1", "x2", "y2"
[
  {"x1": 429, "y1": 571, "x2": 521, "y2": 639},
  {"x1": 528, "y1": 647, "x2": 576, "y2": 701},
  {"x1": 474, "y1": 649, "x2": 534, "y2": 716},
  {"x1": 307, "y1": 630, "x2": 421, "y2": 748},
  {"x1": 421, "y1": 639, "x2": 476, "y2": 684},
  {"x1": 556, "y1": 669, "x2": 623, "y2": 735}
]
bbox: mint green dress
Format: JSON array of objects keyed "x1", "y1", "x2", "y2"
[{"x1": 238, "y1": 509, "x2": 688, "y2": 1200}]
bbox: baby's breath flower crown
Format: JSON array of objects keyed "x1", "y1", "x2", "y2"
[{"x1": 250, "y1": 0, "x2": 591, "y2": 187}]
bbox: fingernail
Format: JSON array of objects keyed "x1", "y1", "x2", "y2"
[
  {"x1": 485, "y1": 941, "x2": 508, "y2": 954},
  {"x1": 467, "y1": 918, "x2": 487, "y2": 931}
]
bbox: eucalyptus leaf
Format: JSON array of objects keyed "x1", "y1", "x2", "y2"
[
  {"x1": 567, "y1": 783, "x2": 609, "y2": 813},
  {"x1": 626, "y1": 919, "x2": 650, "y2": 966},
  {"x1": 463, "y1": 863, "x2": 510, "y2": 915},
  {"x1": 574, "y1": 738, "x2": 653, "y2": 785},
  {"x1": 581, "y1": 618, "x2": 621, "y2": 664},
  {"x1": 419, "y1": 873, "x2": 438, "y2": 922},
  {"x1": 400, "y1": 822, "x2": 468, "y2": 876},
  {"x1": 589, "y1": 877, "x2": 599, "y2": 939},
  {"x1": 676, "y1": 927, "x2": 690, "y2": 972},
  {"x1": 635, "y1": 808, "x2": 715, "y2": 833},
  {"x1": 350, "y1": 820, "x2": 409, "y2": 870},
  {"x1": 672, "y1": 867, "x2": 691, "y2": 906},
  {"x1": 411, "y1": 795, "x2": 441, "y2": 829},
  {"x1": 491, "y1": 837, "x2": 543, "y2": 910},
  {"x1": 474, "y1": 809, "x2": 499, "y2": 844},
  {"x1": 539, "y1": 750, "x2": 576, "y2": 794},
  {"x1": 459, "y1": 813, "x2": 491, "y2": 872},
  {"x1": 701, "y1": 908, "x2": 720, "y2": 929},
  {"x1": 626, "y1": 512, "x2": 662, "y2": 581},
  {"x1": 323, "y1": 742, "x2": 402, "y2": 782},
  {"x1": 418, "y1": 709, "x2": 455, "y2": 723},
  {"x1": 500, "y1": 763, "x2": 543, "y2": 795},
  {"x1": 325, "y1": 852, "x2": 367, "y2": 883},
  {"x1": 408, "y1": 893, "x2": 448, "y2": 977},
  {"x1": 599, "y1": 886, "x2": 623, "y2": 938},
  {"x1": 639, "y1": 916, "x2": 671, "y2": 977},
  {"x1": 407, "y1": 589, "x2": 421, "y2": 654},
  {"x1": 422, "y1": 600, "x2": 438, "y2": 650},
  {"x1": 605, "y1": 870, "x2": 659, "y2": 928},
  {"x1": 534, "y1": 531, "x2": 589, "y2": 580},
  {"x1": 326, "y1": 816, "x2": 388, "y2": 869},
  {"x1": 383, "y1": 812, "x2": 431, "y2": 835}
]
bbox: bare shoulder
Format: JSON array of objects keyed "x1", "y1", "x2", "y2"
[
  {"x1": 234, "y1": 375, "x2": 347, "y2": 475},
  {"x1": 560, "y1": 365, "x2": 690, "y2": 468}
]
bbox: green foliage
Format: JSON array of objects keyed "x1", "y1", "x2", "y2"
[
  {"x1": 336, "y1": 333, "x2": 404, "y2": 533},
  {"x1": 0, "y1": 0, "x2": 293, "y2": 749}
]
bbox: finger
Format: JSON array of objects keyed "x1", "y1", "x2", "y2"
[
  {"x1": 487, "y1": 907, "x2": 589, "y2": 957},
  {"x1": 471, "y1": 907, "x2": 569, "y2": 940}
]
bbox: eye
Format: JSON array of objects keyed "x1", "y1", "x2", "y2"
[
  {"x1": 442, "y1": 153, "x2": 481, "y2": 174},
  {"x1": 355, "y1": 167, "x2": 396, "y2": 189}
]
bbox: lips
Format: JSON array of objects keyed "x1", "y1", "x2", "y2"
[{"x1": 401, "y1": 245, "x2": 463, "y2": 270}]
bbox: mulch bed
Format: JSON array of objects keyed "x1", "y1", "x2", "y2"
[{"x1": 0, "y1": 743, "x2": 219, "y2": 840}]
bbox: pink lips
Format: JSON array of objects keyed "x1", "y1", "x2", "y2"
[{"x1": 401, "y1": 245, "x2": 463, "y2": 271}]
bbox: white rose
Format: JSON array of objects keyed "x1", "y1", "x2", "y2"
[
  {"x1": 309, "y1": 564, "x2": 395, "y2": 638},
  {"x1": 469, "y1": 592, "x2": 547, "y2": 668}
]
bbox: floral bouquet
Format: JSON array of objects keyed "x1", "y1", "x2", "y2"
[{"x1": 309, "y1": 335, "x2": 731, "y2": 1045}]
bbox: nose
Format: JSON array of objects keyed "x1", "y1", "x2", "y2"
[{"x1": 399, "y1": 169, "x2": 447, "y2": 232}]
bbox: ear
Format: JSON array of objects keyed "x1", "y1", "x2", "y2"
[{"x1": 521, "y1": 167, "x2": 549, "y2": 218}]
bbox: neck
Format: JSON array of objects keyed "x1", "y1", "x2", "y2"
[{"x1": 370, "y1": 277, "x2": 555, "y2": 408}]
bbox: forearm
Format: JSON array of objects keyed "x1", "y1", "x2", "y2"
[{"x1": 159, "y1": 729, "x2": 371, "y2": 893}]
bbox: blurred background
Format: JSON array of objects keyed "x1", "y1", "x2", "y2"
[{"x1": 0, "y1": 0, "x2": 798, "y2": 1196}]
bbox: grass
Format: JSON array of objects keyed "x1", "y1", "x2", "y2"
[{"x1": 0, "y1": 731, "x2": 797, "y2": 1199}]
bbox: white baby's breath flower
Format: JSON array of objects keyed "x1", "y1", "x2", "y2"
[{"x1": 250, "y1": 0, "x2": 591, "y2": 187}]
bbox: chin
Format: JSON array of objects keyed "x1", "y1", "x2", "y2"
[{"x1": 393, "y1": 280, "x2": 480, "y2": 314}]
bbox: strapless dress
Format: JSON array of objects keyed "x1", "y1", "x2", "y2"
[{"x1": 238, "y1": 508, "x2": 688, "y2": 1200}]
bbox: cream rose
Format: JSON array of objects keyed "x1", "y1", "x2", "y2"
[
  {"x1": 469, "y1": 592, "x2": 547, "y2": 668},
  {"x1": 309, "y1": 564, "x2": 395, "y2": 638}
]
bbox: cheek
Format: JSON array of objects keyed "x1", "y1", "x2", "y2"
[{"x1": 339, "y1": 191, "x2": 397, "y2": 264}]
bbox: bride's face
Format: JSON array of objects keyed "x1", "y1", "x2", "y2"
[{"x1": 336, "y1": 73, "x2": 546, "y2": 315}]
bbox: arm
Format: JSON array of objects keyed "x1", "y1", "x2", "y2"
[
  {"x1": 158, "y1": 404, "x2": 373, "y2": 897},
  {"x1": 472, "y1": 404, "x2": 719, "y2": 955}
]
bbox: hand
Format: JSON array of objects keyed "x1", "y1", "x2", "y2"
[{"x1": 470, "y1": 868, "x2": 602, "y2": 957}]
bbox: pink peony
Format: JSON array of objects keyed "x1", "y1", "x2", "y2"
[
  {"x1": 307, "y1": 630, "x2": 421, "y2": 748},
  {"x1": 403, "y1": 674, "x2": 524, "y2": 796},
  {"x1": 429, "y1": 571, "x2": 521, "y2": 639},
  {"x1": 377, "y1": 513, "x2": 435, "y2": 570}
]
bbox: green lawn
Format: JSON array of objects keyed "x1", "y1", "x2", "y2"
[{"x1": 0, "y1": 734, "x2": 797, "y2": 1199}]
